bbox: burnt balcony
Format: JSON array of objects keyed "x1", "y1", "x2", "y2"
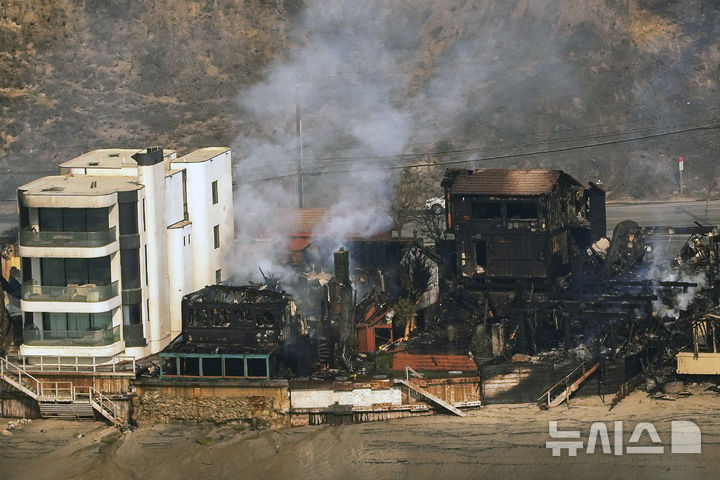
[
  {"x1": 21, "y1": 281, "x2": 119, "y2": 303},
  {"x1": 23, "y1": 324, "x2": 121, "y2": 347},
  {"x1": 19, "y1": 226, "x2": 116, "y2": 248}
]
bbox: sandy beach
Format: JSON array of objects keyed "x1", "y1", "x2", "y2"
[{"x1": 1, "y1": 387, "x2": 719, "y2": 480}]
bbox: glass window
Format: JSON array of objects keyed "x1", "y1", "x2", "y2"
[
  {"x1": 211, "y1": 180, "x2": 218, "y2": 204},
  {"x1": 21, "y1": 257, "x2": 32, "y2": 282},
  {"x1": 62, "y1": 208, "x2": 86, "y2": 232},
  {"x1": 120, "y1": 249, "x2": 140, "y2": 289},
  {"x1": 91, "y1": 311, "x2": 111, "y2": 330},
  {"x1": 41, "y1": 258, "x2": 66, "y2": 286},
  {"x1": 87, "y1": 256, "x2": 111, "y2": 285},
  {"x1": 214, "y1": 225, "x2": 220, "y2": 249},
  {"x1": 119, "y1": 203, "x2": 138, "y2": 234},
  {"x1": 43, "y1": 312, "x2": 68, "y2": 334},
  {"x1": 86, "y1": 207, "x2": 109, "y2": 231},
  {"x1": 65, "y1": 258, "x2": 87, "y2": 285},
  {"x1": 123, "y1": 304, "x2": 142, "y2": 326},
  {"x1": 39, "y1": 208, "x2": 62, "y2": 231},
  {"x1": 215, "y1": 269, "x2": 222, "y2": 284},
  {"x1": 19, "y1": 206, "x2": 30, "y2": 228},
  {"x1": 67, "y1": 313, "x2": 91, "y2": 332}
]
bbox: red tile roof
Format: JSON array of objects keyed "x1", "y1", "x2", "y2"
[
  {"x1": 277, "y1": 208, "x2": 392, "y2": 240},
  {"x1": 392, "y1": 353, "x2": 477, "y2": 372}
]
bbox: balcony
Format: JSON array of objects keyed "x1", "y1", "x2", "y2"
[
  {"x1": 19, "y1": 227, "x2": 116, "y2": 248},
  {"x1": 23, "y1": 325, "x2": 121, "y2": 347},
  {"x1": 22, "y1": 281, "x2": 119, "y2": 303},
  {"x1": 19, "y1": 227, "x2": 118, "y2": 258}
]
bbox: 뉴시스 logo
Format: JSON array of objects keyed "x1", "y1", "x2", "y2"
[{"x1": 546, "y1": 420, "x2": 702, "y2": 456}]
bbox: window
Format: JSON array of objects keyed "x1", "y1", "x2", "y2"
[
  {"x1": 144, "y1": 245, "x2": 149, "y2": 286},
  {"x1": 211, "y1": 180, "x2": 219, "y2": 204},
  {"x1": 122, "y1": 303, "x2": 142, "y2": 326},
  {"x1": 471, "y1": 202, "x2": 502, "y2": 219},
  {"x1": 142, "y1": 199, "x2": 146, "y2": 231},
  {"x1": 42, "y1": 312, "x2": 112, "y2": 332},
  {"x1": 203, "y1": 357, "x2": 222, "y2": 376},
  {"x1": 215, "y1": 269, "x2": 222, "y2": 284},
  {"x1": 39, "y1": 208, "x2": 109, "y2": 232},
  {"x1": 506, "y1": 202, "x2": 538, "y2": 219},
  {"x1": 213, "y1": 225, "x2": 220, "y2": 249},
  {"x1": 118, "y1": 203, "x2": 138, "y2": 234},
  {"x1": 40, "y1": 257, "x2": 111, "y2": 286},
  {"x1": 475, "y1": 241, "x2": 488, "y2": 273},
  {"x1": 224, "y1": 357, "x2": 244, "y2": 377},
  {"x1": 120, "y1": 249, "x2": 140, "y2": 289},
  {"x1": 19, "y1": 206, "x2": 30, "y2": 229}
]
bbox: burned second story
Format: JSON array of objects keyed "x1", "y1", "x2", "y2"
[
  {"x1": 441, "y1": 168, "x2": 606, "y2": 283},
  {"x1": 442, "y1": 168, "x2": 603, "y2": 235}
]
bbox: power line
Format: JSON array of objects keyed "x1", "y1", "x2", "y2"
[
  {"x1": 235, "y1": 121, "x2": 720, "y2": 184},
  {"x1": 232, "y1": 112, "x2": 719, "y2": 180}
]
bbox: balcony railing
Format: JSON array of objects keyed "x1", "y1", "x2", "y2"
[
  {"x1": 21, "y1": 281, "x2": 119, "y2": 303},
  {"x1": 19, "y1": 227, "x2": 116, "y2": 248},
  {"x1": 23, "y1": 325, "x2": 121, "y2": 347}
]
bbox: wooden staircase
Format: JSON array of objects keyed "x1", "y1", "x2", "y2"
[
  {"x1": 537, "y1": 361, "x2": 600, "y2": 409},
  {"x1": 39, "y1": 402, "x2": 95, "y2": 420},
  {"x1": 0, "y1": 356, "x2": 126, "y2": 426},
  {"x1": 394, "y1": 378, "x2": 467, "y2": 417}
]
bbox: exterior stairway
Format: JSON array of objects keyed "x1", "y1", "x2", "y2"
[
  {"x1": 537, "y1": 361, "x2": 600, "y2": 409},
  {"x1": 0, "y1": 356, "x2": 125, "y2": 426},
  {"x1": 394, "y1": 378, "x2": 467, "y2": 417},
  {"x1": 39, "y1": 402, "x2": 95, "y2": 420}
]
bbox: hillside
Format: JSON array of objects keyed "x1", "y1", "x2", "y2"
[{"x1": 0, "y1": 0, "x2": 718, "y2": 220}]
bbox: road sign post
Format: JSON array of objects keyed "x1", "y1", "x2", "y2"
[{"x1": 679, "y1": 157, "x2": 684, "y2": 195}]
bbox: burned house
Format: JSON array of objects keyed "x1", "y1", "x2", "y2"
[
  {"x1": 159, "y1": 285, "x2": 307, "y2": 379},
  {"x1": 442, "y1": 168, "x2": 605, "y2": 287}
]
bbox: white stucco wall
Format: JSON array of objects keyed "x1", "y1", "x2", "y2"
[
  {"x1": 17, "y1": 147, "x2": 235, "y2": 360},
  {"x1": 290, "y1": 387, "x2": 403, "y2": 409}
]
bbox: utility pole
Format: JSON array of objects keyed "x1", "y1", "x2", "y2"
[{"x1": 295, "y1": 82, "x2": 304, "y2": 208}]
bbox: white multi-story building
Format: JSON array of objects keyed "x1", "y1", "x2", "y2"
[{"x1": 16, "y1": 147, "x2": 234, "y2": 360}]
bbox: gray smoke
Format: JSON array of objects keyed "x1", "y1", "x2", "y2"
[
  {"x1": 646, "y1": 238, "x2": 707, "y2": 318},
  {"x1": 228, "y1": 0, "x2": 579, "y2": 283}
]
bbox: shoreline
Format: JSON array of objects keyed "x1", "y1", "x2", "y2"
[{"x1": 1, "y1": 387, "x2": 719, "y2": 479}]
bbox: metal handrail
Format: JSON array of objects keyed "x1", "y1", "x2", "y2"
[
  {"x1": 88, "y1": 386, "x2": 122, "y2": 425},
  {"x1": 537, "y1": 361, "x2": 588, "y2": 404},
  {"x1": 0, "y1": 356, "x2": 41, "y2": 399},
  {"x1": 20, "y1": 354, "x2": 135, "y2": 374}
]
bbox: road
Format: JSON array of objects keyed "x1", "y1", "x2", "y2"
[
  {"x1": 606, "y1": 199, "x2": 720, "y2": 233},
  {"x1": 606, "y1": 199, "x2": 720, "y2": 257}
]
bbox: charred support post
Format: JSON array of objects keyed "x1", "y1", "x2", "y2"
[{"x1": 329, "y1": 248, "x2": 355, "y2": 364}]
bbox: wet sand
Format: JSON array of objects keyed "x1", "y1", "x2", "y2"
[{"x1": 1, "y1": 388, "x2": 719, "y2": 480}]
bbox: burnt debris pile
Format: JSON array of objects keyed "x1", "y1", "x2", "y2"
[{"x1": 146, "y1": 169, "x2": 719, "y2": 406}]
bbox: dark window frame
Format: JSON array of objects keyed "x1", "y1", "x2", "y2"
[{"x1": 211, "y1": 180, "x2": 219, "y2": 205}]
